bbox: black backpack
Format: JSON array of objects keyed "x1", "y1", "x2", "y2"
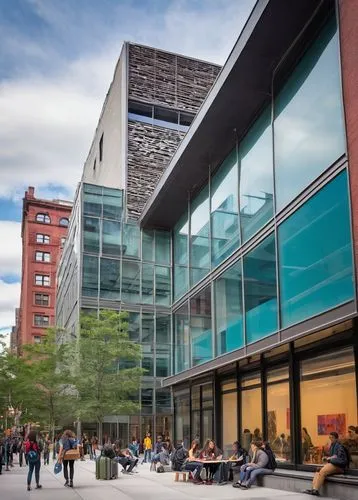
[
  {"x1": 156, "y1": 464, "x2": 165, "y2": 473},
  {"x1": 341, "y1": 444, "x2": 351, "y2": 469},
  {"x1": 171, "y1": 446, "x2": 188, "y2": 471},
  {"x1": 263, "y1": 445, "x2": 277, "y2": 470}
]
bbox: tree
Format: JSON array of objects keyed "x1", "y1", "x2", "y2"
[{"x1": 73, "y1": 310, "x2": 143, "y2": 443}]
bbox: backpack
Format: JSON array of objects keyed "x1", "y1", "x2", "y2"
[
  {"x1": 156, "y1": 464, "x2": 165, "y2": 473},
  {"x1": 341, "y1": 444, "x2": 351, "y2": 469},
  {"x1": 102, "y1": 444, "x2": 115, "y2": 459},
  {"x1": 263, "y1": 446, "x2": 277, "y2": 470},
  {"x1": 27, "y1": 443, "x2": 39, "y2": 464},
  {"x1": 171, "y1": 446, "x2": 188, "y2": 471}
]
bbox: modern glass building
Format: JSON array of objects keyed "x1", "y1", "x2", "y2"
[{"x1": 140, "y1": 0, "x2": 358, "y2": 486}]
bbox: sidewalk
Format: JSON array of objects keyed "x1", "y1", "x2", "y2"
[{"x1": 0, "y1": 458, "x2": 337, "y2": 500}]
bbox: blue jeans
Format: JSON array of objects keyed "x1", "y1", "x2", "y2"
[
  {"x1": 27, "y1": 459, "x2": 41, "y2": 486},
  {"x1": 240, "y1": 464, "x2": 273, "y2": 486},
  {"x1": 184, "y1": 461, "x2": 203, "y2": 480},
  {"x1": 143, "y1": 449, "x2": 151, "y2": 462},
  {"x1": 151, "y1": 453, "x2": 161, "y2": 463}
]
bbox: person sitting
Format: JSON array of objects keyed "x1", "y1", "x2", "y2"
[
  {"x1": 216, "y1": 441, "x2": 248, "y2": 484},
  {"x1": 170, "y1": 440, "x2": 188, "y2": 471},
  {"x1": 183, "y1": 439, "x2": 204, "y2": 484},
  {"x1": 114, "y1": 441, "x2": 138, "y2": 473},
  {"x1": 150, "y1": 435, "x2": 165, "y2": 470},
  {"x1": 199, "y1": 439, "x2": 222, "y2": 484},
  {"x1": 233, "y1": 440, "x2": 275, "y2": 489},
  {"x1": 128, "y1": 437, "x2": 139, "y2": 458},
  {"x1": 303, "y1": 432, "x2": 349, "y2": 496}
]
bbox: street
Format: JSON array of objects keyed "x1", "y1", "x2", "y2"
[{"x1": 0, "y1": 458, "x2": 337, "y2": 500}]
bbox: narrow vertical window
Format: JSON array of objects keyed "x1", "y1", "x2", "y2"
[{"x1": 99, "y1": 133, "x2": 104, "y2": 162}]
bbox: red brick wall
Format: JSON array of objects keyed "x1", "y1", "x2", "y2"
[
  {"x1": 338, "y1": 1, "x2": 358, "y2": 277},
  {"x1": 18, "y1": 191, "x2": 72, "y2": 347}
]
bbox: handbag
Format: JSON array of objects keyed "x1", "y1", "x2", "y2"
[
  {"x1": 64, "y1": 448, "x2": 80, "y2": 460},
  {"x1": 54, "y1": 461, "x2": 62, "y2": 474}
]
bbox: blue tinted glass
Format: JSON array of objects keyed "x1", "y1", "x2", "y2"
[
  {"x1": 274, "y1": 18, "x2": 345, "y2": 210},
  {"x1": 240, "y1": 108, "x2": 273, "y2": 241},
  {"x1": 121, "y1": 260, "x2": 140, "y2": 303},
  {"x1": 142, "y1": 230, "x2": 154, "y2": 262},
  {"x1": 82, "y1": 255, "x2": 98, "y2": 297},
  {"x1": 215, "y1": 262, "x2": 243, "y2": 355},
  {"x1": 127, "y1": 312, "x2": 140, "y2": 342},
  {"x1": 156, "y1": 313, "x2": 171, "y2": 343},
  {"x1": 83, "y1": 192, "x2": 102, "y2": 216},
  {"x1": 174, "y1": 265, "x2": 188, "y2": 301},
  {"x1": 142, "y1": 263, "x2": 154, "y2": 305},
  {"x1": 155, "y1": 266, "x2": 171, "y2": 306},
  {"x1": 156, "y1": 345, "x2": 171, "y2": 378},
  {"x1": 190, "y1": 186, "x2": 210, "y2": 285},
  {"x1": 211, "y1": 149, "x2": 240, "y2": 267},
  {"x1": 102, "y1": 220, "x2": 121, "y2": 256},
  {"x1": 102, "y1": 191, "x2": 122, "y2": 220},
  {"x1": 174, "y1": 212, "x2": 188, "y2": 265},
  {"x1": 174, "y1": 303, "x2": 189, "y2": 373},
  {"x1": 142, "y1": 313, "x2": 154, "y2": 343},
  {"x1": 190, "y1": 286, "x2": 212, "y2": 366},
  {"x1": 122, "y1": 223, "x2": 140, "y2": 259},
  {"x1": 83, "y1": 217, "x2": 100, "y2": 253},
  {"x1": 84, "y1": 183, "x2": 102, "y2": 194},
  {"x1": 279, "y1": 170, "x2": 354, "y2": 328},
  {"x1": 155, "y1": 231, "x2": 171, "y2": 265},
  {"x1": 100, "y1": 258, "x2": 120, "y2": 299},
  {"x1": 243, "y1": 233, "x2": 277, "y2": 343}
]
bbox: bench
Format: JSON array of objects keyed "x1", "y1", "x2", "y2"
[
  {"x1": 234, "y1": 468, "x2": 358, "y2": 500},
  {"x1": 174, "y1": 471, "x2": 190, "y2": 482}
]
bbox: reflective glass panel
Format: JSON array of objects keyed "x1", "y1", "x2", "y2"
[
  {"x1": 156, "y1": 344, "x2": 170, "y2": 377},
  {"x1": 243, "y1": 233, "x2": 278, "y2": 343},
  {"x1": 174, "y1": 212, "x2": 188, "y2": 265},
  {"x1": 279, "y1": 171, "x2": 354, "y2": 328},
  {"x1": 190, "y1": 286, "x2": 212, "y2": 366},
  {"x1": 300, "y1": 348, "x2": 357, "y2": 467},
  {"x1": 83, "y1": 217, "x2": 100, "y2": 253},
  {"x1": 155, "y1": 266, "x2": 171, "y2": 306},
  {"x1": 211, "y1": 149, "x2": 240, "y2": 267},
  {"x1": 141, "y1": 388, "x2": 153, "y2": 413},
  {"x1": 102, "y1": 220, "x2": 121, "y2": 256},
  {"x1": 215, "y1": 262, "x2": 243, "y2": 355},
  {"x1": 142, "y1": 349, "x2": 154, "y2": 377},
  {"x1": 174, "y1": 266, "x2": 188, "y2": 302},
  {"x1": 142, "y1": 230, "x2": 154, "y2": 262},
  {"x1": 142, "y1": 312, "x2": 154, "y2": 343},
  {"x1": 102, "y1": 189, "x2": 123, "y2": 220},
  {"x1": 156, "y1": 313, "x2": 171, "y2": 344},
  {"x1": 240, "y1": 108, "x2": 273, "y2": 241},
  {"x1": 274, "y1": 18, "x2": 345, "y2": 210},
  {"x1": 121, "y1": 261, "x2": 140, "y2": 303},
  {"x1": 83, "y1": 192, "x2": 102, "y2": 216},
  {"x1": 222, "y1": 391, "x2": 237, "y2": 453},
  {"x1": 122, "y1": 223, "x2": 140, "y2": 259},
  {"x1": 155, "y1": 231, "x2": 171, "y2": 265},
  {"x1": 241, "y1": 376, "x2": 262, "y2": 448},
  {"x1": 174, "y1": 389, "x2": 190, "y2": 448},
  {"x1": 127, "y1": 312, "x2": 140, "y2": 342},
  {"x1": 190, "y1": 186, "x2": 210, "y2": 286},
  {"x1": 82, "y1": 255, "x2": 98, "y2": 297},
  {"x1": 174, "y1": 303, "x2": 189, "y2": 373},
  {"x1": 100, "y1": 258, "x2": 120, "y2": 299},
  {"x1": 141, "y1": 263, "x2": 154, "y2": 305}
]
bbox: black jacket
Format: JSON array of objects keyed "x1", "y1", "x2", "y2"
[{"x1": 329, "y1": 442, "x2": 348, "y2": 468}]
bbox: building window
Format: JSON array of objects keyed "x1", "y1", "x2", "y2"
[
  {"x1": 34, "y1": 293, "x2": 49, "y2": 306},
  {"x1": 103, "y1": 187, "x2": 123, "y2": 220},
  {"x1": 99, "y1": 257, "x2": 120, "y2": 300},
  {"x1": 142, "y1": 230, "x2": 155, "y2": 262},
  {"x1": 35, "y1": 251, "x2": 50, "y2": 262},
  {"x1": 127, "y1": 312, "x2": 140, "y2": 342},
  {"x1": 155, "y1": 266, "x2": 171, "y2": 307},
  {"x1": 174, "y1": 303, "x2": 189, "y2": 374},
  {"x1": 155, "y1": 231, "x2": 171, "y2": 265},
  {"x1": 241, "y1": 372, "x2": 262, "y2": 448},
  {"x1": 267, "y1": 366, "x2": 291, "y2": 463},
  {"x1": 190, "y1": 185, "x2": 210, "y2": 286},
  {"x1": 243, "y1": 233, "x2": 277, "y2": 343},
  {"x1": 102, "y1": 220, "x2": 121, "y2": 255},
  {"x1": 174, "y1": 388, "x2": 190, "y2": 449},
  {"x1": 122, "y1": 223, "x2": 140, "y2": 258},
  {"x1": 278, "y1": 170, "x2": 354, "y2": 328},
  {"x1": 211, "y1": 149, "x2": 240, "y2": 267},
  {"x1": 128, "y1": 100, "x2": 194, "y2": 132},
  {"x1": 35, "y1": 274, "x2": 50, "y2": 286},
  {"x1": 59, "y1": 217, "x2": 69, "y2": 227},
  {"x1": 60, "y1": 237, "x2": 66, "y2": 248},
  {"x1": 190, "y1": 286, "x2": 212, "y2": 367},
  {"x1": 36, "y1": 213, "x2": 51, "y2": 224},
  {"x1": 33, "y1": 336, "x2": 42, "y2": 344},
  {"x1": 84, "y1": 217, "x2": 100, "y2": 254},
  {"x1": 36, "y1": 234, "x2": 50, "y2": 244},
  {"x1": 222, "y1": 380, "x2": 238, "y2": 453},
  {"x1": 121, "y1": 260, "x2": 140, "y2": 303},
  {"x1": 274, "y1": 17, "x2": 345, "y2": 211},
  {"x1": 174, "y1": 212, "x2": 189, "y2": 300},
  {"x1": 300, "y1": 348, "x2": 357, "y2": 467},
  {"x1": 82, "y1": 255, "x2": 99, "y2": 297},
  {"x1": 93, "y1": 158, "x2": 96, "y2": 172},
  {"x1": 34, "y1": 314, "x2": 49, "y2": 327},
  {"x1": 239, "y1": 106, "x2": 273, "y2": 241},
  {"x1": 215, "y1": 261, "x2": 243, "y2": 355},
  {"x1": 141, "y1": 263, "x2": 154, "y2": 305},
  {"x1": 99, "y1": 133, "x2": 104, "y2": 162}
]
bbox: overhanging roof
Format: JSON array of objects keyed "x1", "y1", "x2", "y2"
[{"x1": 140, "y1": 0, "x2": 332, "y2": 229}]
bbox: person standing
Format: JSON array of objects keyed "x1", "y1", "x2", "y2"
[
  {"x1": 0, "y1": 438, "x2": 4, "y2": 475},
  {"x1": 43, "y1": 435, "x2": 51, "y2": 465},
  {"x1": 58, "y1": 430, "x2": 77, "y2": 488},
  {"x1": 143, "y1": 432, "x2": 152, "y2": 463},
  {"x1": 25, "y1": 431, "x2": 42, "y2": 491}
]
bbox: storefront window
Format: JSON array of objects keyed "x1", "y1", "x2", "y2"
[
  {"x1": 267, "y1": 366, "x2": 291, "y2": 463},
  {"x1": 83, "y1": 217, "x2": 100, "y2": 253},
  {"x1": 215, "y1": 262, "x2": 244, "y2": 355},
  {"x1": 190, "y1": 286, "x2": 212, "y2": 366},
  {"x1": 243, "y1": 233, "x2": 277, "y2": 343},
  {"x1": 190, "y1": 186, "x2": 210, "y2": 286},
  {"x1": 100, "y1": 258, "x2": 120, "y2": 299},
  {"x1": 174, "y1": 303, "x2": 189, "y2": 373},
  {"x1": 174, "y1": 389, "x2": 190, "y2": 448},
  {"x1": 239, "y1": 107, "x2": 273, "y2": 241},
  {"x1": 300, "y1": 348, "x2": 358, "y2": 467},
  {"x1": 279, "y1": 170, "x2": 354, "y2": 328},
  {"x1": 102, "y1": 220, "x2": 121, "y2": 256},
  {"x1": 82, "y1": 255, "x2": 98, "y2": 297},
  {"x1": 241, "y1": 372, "x2": 262, "y2": 450},
  {"x1": 211, "y1": 149, "x2": 240, "y2": 267},
  {"x1": 274, "y1": 18, "x2": 345, "y2": 210},
  {"x1": 222, "y1": 380, "x2": 238, "y2": 453}
]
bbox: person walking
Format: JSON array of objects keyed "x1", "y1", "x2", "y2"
[
  {"x1": 58, "y1": 430, "x2": 77, "y2": 488},
  {"x1": 25, "y1": 431, "x2": 42, "y2": 491},
  {"x1": 43, "y1": 435, "x2": 51, "y2": 465}
]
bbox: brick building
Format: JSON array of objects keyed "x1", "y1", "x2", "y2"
[{"x1": 17, "y1": 187, "x2": 72, "y2": 349}]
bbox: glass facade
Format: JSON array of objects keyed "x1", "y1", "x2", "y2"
[
  {"x1": 190, "y1": 287, "x2": 212, "y2": 366},
  {"x1": 190, "y1": 186, "x2": 210, "y2": 286},
  {"x1": 174, "y1": 303, "x2": 189, "y2": 374},
  {"x1": 173, "y1": 213, "x2": 189, "y2": 300}
]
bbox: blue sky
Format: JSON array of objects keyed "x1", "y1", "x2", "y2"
[{"x1": 0, "y1": 0, "x2": 255, "y2": 340}]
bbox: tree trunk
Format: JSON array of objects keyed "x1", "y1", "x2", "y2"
[{"x1": 98, "y1": 419, "x2": 103, "y2": 446}]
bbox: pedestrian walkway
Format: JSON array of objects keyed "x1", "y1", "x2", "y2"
[{"x1": 0, "y1": 458, "x2": 338, "y2": 500}]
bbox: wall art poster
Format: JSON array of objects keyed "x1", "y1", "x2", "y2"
[{"x1": 317, "y1": 414, "x2": 346, "y2": 436}]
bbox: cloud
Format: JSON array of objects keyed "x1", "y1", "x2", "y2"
[
  {"x1": 0, "y1": 280, "x2": 21, "y2": 331},
  {"x1": 0, "y1": 221, "x2": 22, "y2": 277},
  {"x1": 0, "y1": 0, "x2": 255, "y2": 200}
]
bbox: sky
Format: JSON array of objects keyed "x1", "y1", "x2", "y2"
[{"x1": 0, "y1": 0, "x2": 255, "y2": 343}]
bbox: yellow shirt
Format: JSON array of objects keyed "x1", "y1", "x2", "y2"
[{"x1": 144, "y1": 437, "x2": 152, "y2": 450}]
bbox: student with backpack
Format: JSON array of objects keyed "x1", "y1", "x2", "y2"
[
  {"x1": 233, "y1": 440, "x2": 276, "y2": 489},
  {"x1": 25, "y1": 431, "x2": 42, "y2": 491},
  {"x1": 170, "y1": 440, "x2": 188, "y2": 471}
]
